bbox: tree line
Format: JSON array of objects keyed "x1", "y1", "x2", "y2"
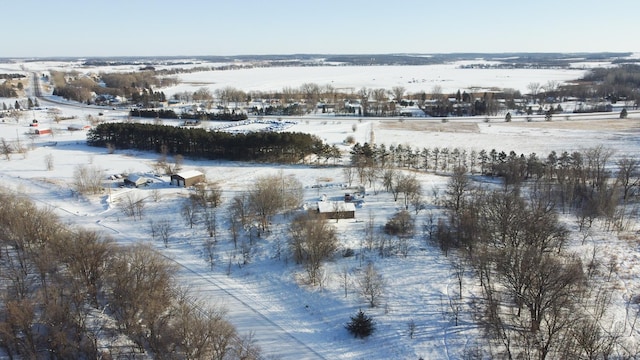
[
  {"x1": 87, "y1": 122, "x2": 323, "y2": 163},
  {"x1": 129, "y1": 108, "x2": 248, "y2": 121},
  {"x1": 350, "y1": 141, "x2": 639, "y2": 224},
  {"x1": 50, "y1": 70, "x2": 177, "y2": 106},
  {"x1": 42, "y1": 64, "x2": 640, "y2": 117},
  {"x1": 0, "y1": 188, "x2": 259, "y2": 359}
]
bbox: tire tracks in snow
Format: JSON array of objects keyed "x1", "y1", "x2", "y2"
[{"x1": 156, "y1": 250, "x2": 327, "y2": 360}]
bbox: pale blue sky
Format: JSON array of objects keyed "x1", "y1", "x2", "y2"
[{"x1": 4, "y1": 0, "x2": 638, "y2": 57}]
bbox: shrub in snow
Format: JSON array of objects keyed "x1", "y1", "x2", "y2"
[
  {"x1": 345, "y1": 135, "x2": 356, "y2": 144},
  {"x1": 384, "y1": 210, "x2": 414, "y2": 236},
  {"x1": 343, "y1": 248, "x2": 355, "y2": 257},
  {"x1": 620, "y1": 108, "x2": 628, "y2": 119},
  {"x1": 345, "y1": 309, "x2": 375, "y2": 338}
]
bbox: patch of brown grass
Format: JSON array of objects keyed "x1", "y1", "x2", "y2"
[
  {"x1": 502, "y1": 119, "x2": 640, "y2": 131},
  {"x1": 377, "y1": 118, "x2": 639, "y2": 133},
  {"x1": 182, "y1": 81, "x2": 215, "y2": 85}
]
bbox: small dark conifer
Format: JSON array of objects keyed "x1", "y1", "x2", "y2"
[
  {"x1": 345, "y1": 309, "x2": 375, "y2": 338},
  {"x1": 620, "y1": 108, "x2": 628, "y2": 119}
]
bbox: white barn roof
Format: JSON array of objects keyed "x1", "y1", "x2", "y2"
[
  {"x1": 174, "y1": 170, "x2": 204, "y2": 179},
  {"x1": 317, "y1": 201, "x2": 356, "y2": 213}
]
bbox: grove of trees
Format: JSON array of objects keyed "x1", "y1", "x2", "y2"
[
  {"x1": 49, "y1": 70, "x2": 176, "y2": 106},
  {"x1": 424, "y1": 145, "x2": 639, "y2": 358},
  {"x1": 87, "y1": 122, "x2": 324, "y2": 163},
  {"x1": 0, "y1": 188, "x2": 259, "y2": 359},
  {"x1": 335, "y1": 135, "x2": 638, "y2": 357}
]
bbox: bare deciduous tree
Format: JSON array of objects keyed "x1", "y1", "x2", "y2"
[
  {"x1": 250, "y1": 173, "x2": 303, "y2": 232},
  {"x1": 202, "y1": 237, "x2": 216, "y2": 270},
  {"x1": 616, "y1": 156, "x2": 639, "y2": 202},
  {"x1": 172, "y1": 154, "x2": 184, "y2": 173},
  {"x1": 158, "y1": 219, "x2": 173, "y2": 247},
  {"x1": 446, "y1": 166, "x2": 470, "y2": 213},
  {"x1": 231, "y1": 331, "x2": 261, "y2": 360},
  {"x1": 391, "y1": 86, "x2": 406, "y2": 103},
  {"x1": 0, "y1": 138, "x2": 13, "y2": 160},
  {"x1": 343, "y1": 165, "x2": 355, "y2": 187},
  {"x1": 192, "y1": 182, "x2": 223, "y2": 209},
  {"x1": 527, "y1": 82, "x2": 541, "y2": 102},
  {"x1": 359, "y1": 262, "x2": 385, "y2": 308},
  {"x1": 173, "y1": 296, "x2": 237, "y2": 359},
  {"x1": 120, "y1": 192, "x2": 145, "y2": 220},
  {"x1": 384, "y1": 210, "x2": 414, "y2": 237},
  {"x1": 396, "y1": 173, "x2": 422, "y2": 210},
  {"x1": 182, "y1": 198, "x2": 199, "y2": 229},
  {"x1": 106, "y1": 244, "x2": 177, "y2": 342},
  {"x1": 289, "y1": 212, "x2": 338, "y2": 286},
  {"x1": 59, "y1": 229, "x2": 113, "y2": 307},
  {"x1": 73, "y1": 164, "x2": 104, "y2": 195},
  {"x1": 341, "y1": 265, "x2": 351, "y2": 298},
  {"x1": 44, "y1": 153, "x2": 54, "y2": 171},
  {"x1": 249, "y1": 176, "x2": 281, "y2": 232}
]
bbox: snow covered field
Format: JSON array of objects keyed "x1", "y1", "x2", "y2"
[
  {"x1": 0, "y1": 57, "x2": 595, "y2": 95},
  {"x1": 0, "y1": 59, "x2": 639, "y2": 359}
]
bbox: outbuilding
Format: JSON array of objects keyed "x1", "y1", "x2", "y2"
[
  {"x1": 124, "y1": 174, "x2": 149, "y2": 188},
  {"x1": 316, "y1": 201, "x2": 356, "y2": 220},
  {"x1": 34, "y1": 128, "x2": 52, "y2": 135},
  {"x1": 171, "y1": 170, "x2": 205, "y2": 187}
]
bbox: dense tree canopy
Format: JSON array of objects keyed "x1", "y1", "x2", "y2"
[
  {"x1": 129, "y1": 108, "x2": 247, "y2": 121},
  {"x1": 87, "y1": 122, "x2": 323, "y2": 163}
]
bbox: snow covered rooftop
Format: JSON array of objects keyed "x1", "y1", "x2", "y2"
[
  {"x1": 174, "y1": 170, "x2": 203, "y2": 179},
  {"x1": 317, "y1": 201, "x2": 356, "y2": 213}
]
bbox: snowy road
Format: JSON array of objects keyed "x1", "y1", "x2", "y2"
[{"x1": 168, "y1": 256, "x2": 327, "y2": 360}]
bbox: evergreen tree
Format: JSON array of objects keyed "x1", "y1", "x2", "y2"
[
  {"x1": 345, "y1": 309, "x2": 375, "y2": 338},
  {"x1": 620, "y1": 108, "x2": 628, "y2": 119}
]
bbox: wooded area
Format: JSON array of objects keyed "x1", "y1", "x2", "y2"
[
  {"x1": 87, "y1": 122, "x2": 323, "y2": 163},
  {"x1": 0, "y1": 189, "x2": 260, "y2": 359}
]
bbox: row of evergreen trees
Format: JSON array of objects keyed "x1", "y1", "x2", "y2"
[
  {"x1": 87, "y1": 122, "x2": 322, "y2": 163},
  {"x1": 0, "y1": 98, "x2": 39, "y2": 111},
  {"x1": 129, "y1": 108, "x2": 248, "y2": 121}
]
